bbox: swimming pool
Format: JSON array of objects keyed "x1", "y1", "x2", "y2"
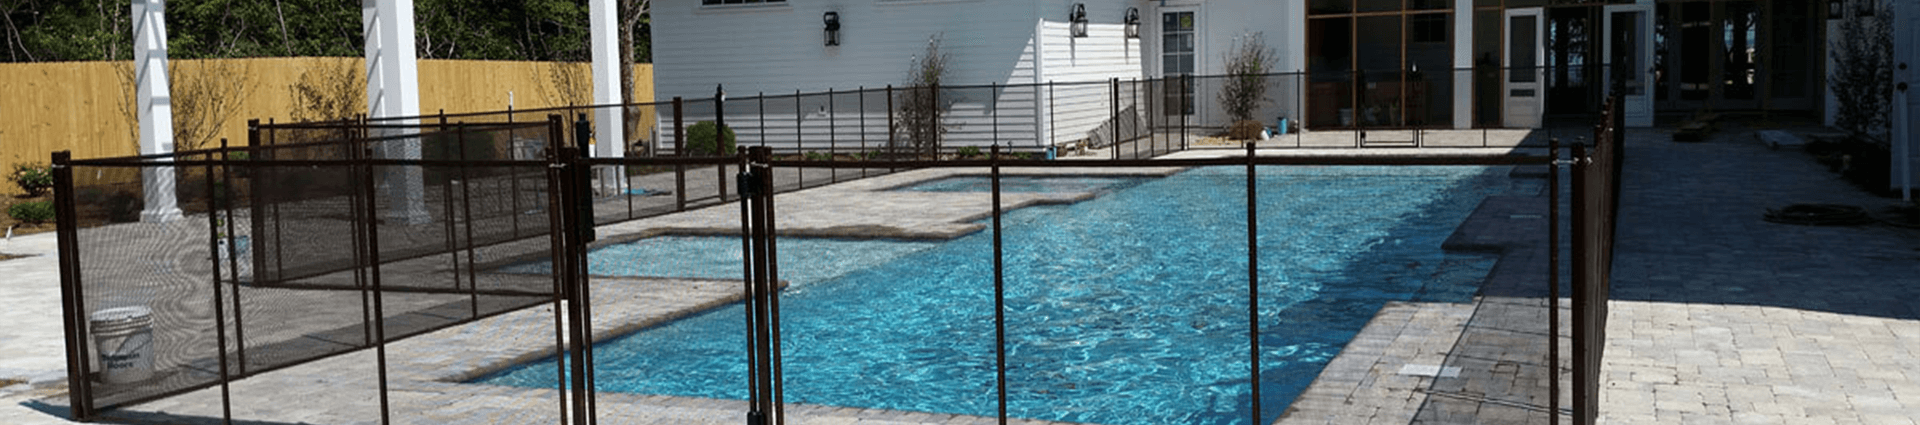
[
  {"x1": 893, "y1": 175, "x2": 1149, "y2": 193},
  {"x1": 479, "y1": 166, "x2": 1515, "y2": 424}
]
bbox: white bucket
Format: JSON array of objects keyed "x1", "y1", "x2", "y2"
[{"x1": 90, "y1": 306, "x2": 154, "y2": 384}]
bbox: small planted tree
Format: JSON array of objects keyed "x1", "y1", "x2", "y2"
[
  {"x1": 1829, "y1": 2, "x2": 1893, "y2": 143},
  {"x1": 1218, "y1": 33, "x2": 1276, "y2": 140},
  {"x1": 894, "y1": 35, "x2": 956, "y2": 158}
]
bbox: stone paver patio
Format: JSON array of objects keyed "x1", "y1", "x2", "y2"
[{"x1": 3, "y1": 125, "x2": 1915, "y2": 424}]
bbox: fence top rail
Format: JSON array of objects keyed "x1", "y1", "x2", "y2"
[
  {"x1": 764, "y1": 154, "x2": 1552, "y2": 169},
  {"x1": 62, "y1": 151, "x2": 1552, "y2": 169},
  {"x1": 358, "y1": 99, "x2": 681, "y2": 123},
  {"x1": 66, "y1": 158, "x2": 553, "y2": 168},
  {"x1": 255, "y1": 121, "x2": 543, "y2": 130},
  {"x1": 68, "y1": 123, "x2": 552, "y2": 164}
]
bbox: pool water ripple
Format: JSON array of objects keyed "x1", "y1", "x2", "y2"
[{"x1": 478, "y1": 166, "x2": 1514, "y2": 425}]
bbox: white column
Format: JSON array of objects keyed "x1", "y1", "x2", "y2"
[
  {"x1": 133, "y1": 0, "x2": 181, "y2": 223},
  {"x1": 1453, "y1": 0, "x2": 1474, "y2": 129},
  {"x1": 590, "y1": 0, "x2": 625, "y2": 194},
  {"x1": 362, "y1": 0, "x2": 429, "y2": 223}
]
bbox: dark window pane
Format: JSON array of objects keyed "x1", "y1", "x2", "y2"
[
  {"x1": 1308, "y1": 18, "x2": 1354, "y2": 127},
  {"x1": 1357, "y1": 15, "x2": 1404, "y2": 126},
  {"x1": 1310, "y1": 0, "x2": 1352, "y2": 15},
  {"x1": 1475, "y1": 10, "x2": 1503, "y2": 127},
  {"x1": 1408, "y1": 14, "x2": 1452, "y2": 126},
  {"x1": 1359, "y1": 0, "x2": 1401, "y2": 13},
  {"x1": 1723, "y1": 1, "x2": 1758, "y2": 100},
  {"x1": 1680, "y1": 2, "x2": 1709, "y2": 100},
  {"x1": 1770, "y1": 0, "x2": 1810, "y2": 98},
  {"x1": 1511, "y1": 15, "x2": 1538, "y2": 83}
]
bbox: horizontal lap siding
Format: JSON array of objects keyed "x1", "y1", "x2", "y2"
[
  {"x1": 1037, "y1": 13, "x2": 1147, "y2": 146},
  {"x1": 654, "y1": 0, "x2": 1147, "y2": 151},
  {"x1": 656, "y1": 85, "x2": 1044, "y2": 153}
]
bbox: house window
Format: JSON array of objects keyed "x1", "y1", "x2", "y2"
[
  {"x1": 702, "y1": 0, "x2": 784, "y2": 5},
  {"x1": 1162, "y1": 11, "x2": 1196, "y2": 115}
]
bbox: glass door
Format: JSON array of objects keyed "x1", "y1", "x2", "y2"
[
  {"x1": 1161, "y1": 11, "x2": 1196, "y2": 117},
  {"x1": 1505, "y1": 8, "x2": 1545, "y2": 128},
  {"x1": 1605, "y1": 3, "x2": 1654, "y2": 127}
]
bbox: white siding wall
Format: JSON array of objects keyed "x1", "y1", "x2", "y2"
[
  {"x1": 1034, "y1": 0, "x2": 1148, "y2": 147},
  {"x1": 1148, "y1": 0, "x2": 1300, "y2": 132},
  {"x1": 653, "y1": 0, "x2": 1148, "y2": 152}
]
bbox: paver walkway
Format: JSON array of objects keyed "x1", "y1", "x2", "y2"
[
  {"x1": 7, "y1": 125, "x2": 1916, "y2": 424},
  {"x1": 1599, "y1": 125, "x2": 1920, "y2": 424}
]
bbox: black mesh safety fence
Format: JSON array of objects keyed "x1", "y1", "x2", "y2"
[{"x1": 54, "y1": 70, "x2": 1621, "y2": 425}]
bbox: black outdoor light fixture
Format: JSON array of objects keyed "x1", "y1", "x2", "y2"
[
  {"x1": 1829, "y1": 0, "x2": 1843, "y2": 19},
  {"x1": 1858, "y1": 0, "x2": 1875, "y2": 17},
  {"x1": 1124, "y1": 7, "x2": 1141, "y2": 39},
  {"x1": 1069, "y1": 4, "x2": 1089, "y2": 38},
  {"x1": 823, "y1": 11, "x2": 841, "y2": 46}
]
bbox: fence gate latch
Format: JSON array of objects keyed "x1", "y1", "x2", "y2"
[{"x1": 738, "y1": 169, "x2": 763, "y2": 198}]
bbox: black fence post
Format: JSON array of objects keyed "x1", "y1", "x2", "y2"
[
  {"x1": 858, "y1": 86, "x2": 868, "y2": 179},
  {"x1": 717, "y1": 85, "x2": 730, "y2": 203},
  {"x1": 737, "y1": 148, "x2": 762, "y2": 422},
  {"x1": 541, "y1": 125, "x2": 573, "y2": 425},
  {"x1": 360, "y1": 142, "x2": 394, "y2": 425},
  {"x1": 202, "y1": 149, "x2": 238, "y2": 423},
  {"x1": 748, "y1": 144, "x2": 779, "y2": 423},
  {"x1": 796, "y1": 89, "x2": 805, "y2": 189},
  {"x1": 1548, "y1": 137, "x2": 1562, "y2": 425},
  {"x1": 828, "y1": 87, "x2": 838, "y2": 184},
  {"x1": 1570, "y1": 142, "x2": 1593, "y2": 425},
  {"x1": 1244, "y1": 142, "x2": 1262, "y2": 424},
  {"x1": 990, "y1": 144, "x2": 1009, "y2": 424},
  {"x1": 1111, "y1": 78, "x2": 1120, "y2": 160},
  {"x1": 217, "y1": 139, "x2": 248, "y2": 376},
  {"x1": 246, "y1": 119, "x2": 270, "y2": 287},
  {"x1": 931, "y1": 82, "x2": 942, "y2": 158},
  {"x1": 53, "y1": 150, "x2": 96, "y2": 421},
  {"x1": 456, "y1": 125, "x2": 481, "y2": 318},
  {"x1": 886, "y1": 85, "x2": 897, "y2": 172},
  {"x1": 1181, "y1": 75, "x2": 1190, "y2": 151},
  {"x1": 674, "y1": 96, "x2": 687, "y2": 211}
]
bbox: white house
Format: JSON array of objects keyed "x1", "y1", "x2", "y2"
[
  {"x1": 651, "y1": 0, "x2": 1305, "y2": 152},
  {"x1": 656, "y1": 0, "x2": 1910, "y2": 187}
]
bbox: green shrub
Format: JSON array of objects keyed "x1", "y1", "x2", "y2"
[
  {"x1": 8, "y1": 201, "x2": 54, "y2": 224},
  {"x1": 11, "y1": 163, "x2": 53, "y2": 197},
  {"x1": 686, "y1": 121, "x2": 736, "y2": 156},
  {"x1": 956, "y1": 146, "x2": 982, "y2": 158},
  {"x1": 804, "y1": 151, "x2": 831, "y2": 161}
]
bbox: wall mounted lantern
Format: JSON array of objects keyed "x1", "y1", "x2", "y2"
[
  {"x1": 1828, "y1": 0, "x2": 1843, "y2": 19},
  {"x1": 1124, "y1": 7, "x2": 1140, "y2": 39},
  {"x1": 824, "y1": 12, "x2": 841, "y2": 46},
  {"x1": 1069, "y1": 4, "x2": 1089, "y2": 38}
]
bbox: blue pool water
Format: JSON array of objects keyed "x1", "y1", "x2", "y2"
[
  {"x1": 894, "y1": 175, "x2": 1150, "y2": 193},
  {"x1": 478, "y1": 166, "x2": 1516, "y2": 425}
]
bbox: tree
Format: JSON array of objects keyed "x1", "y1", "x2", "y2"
[
  {"x1": 1218, "y1": 32, "x2": 1275, "y2": 138},
  {"x1": 893, "y1": 36, "x2": 954, "y2": 158},
  {"x1": 288, "y1": 58, "x2": 366, "y2": 124},
  {"x1": 415, "y1": 0, "x2": 588, "y2": 61},
  {"x1": 620, "y1": 0, "x2": 649, "y2": 153},
  {"x1": 1829, "y1": 1, "x2": 1893, "y2": 142}
]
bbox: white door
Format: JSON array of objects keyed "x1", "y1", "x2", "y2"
[
  {"x1": 1604, "y1": 4, "x2": 1655, "y2": 127},
  {"x1": 1160, "y1": 10, "x2": 1198, "y2": 119},
  {"x1": 1504, "y1": 8, "x2": 1545, "y2": 128}
]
